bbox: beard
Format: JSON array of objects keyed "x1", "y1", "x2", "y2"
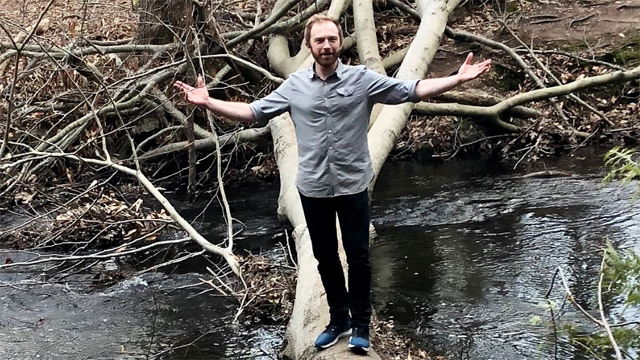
[{"x1": 312, "y1": 49, "x2": 339, "y2": 67}]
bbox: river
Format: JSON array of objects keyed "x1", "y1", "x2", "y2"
[
  {"x1": 1, "y1": 148, "x2": 639, "y2": 359},
  {"x1": 371, "y1": 149, "x2": 640, "y2": 359}
]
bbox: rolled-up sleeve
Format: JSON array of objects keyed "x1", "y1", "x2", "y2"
[
  {"x1": 249, "y1": 79, "x2": 292, "y2": 124},
  {"x1": 364, "y1": 69, "x2": 420, "y2": 105}
]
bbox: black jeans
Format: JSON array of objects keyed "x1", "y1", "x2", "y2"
[{"x1": 299, "y1": 189, "x2": 372, "y2": 328}]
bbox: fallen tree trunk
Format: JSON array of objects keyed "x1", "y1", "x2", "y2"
[
  {"x1": 368, "y1": 0, "x2": 463, "y2": 187},
  {"x1": 269, "y1": 0, "x2": 460, "y2": 359}
]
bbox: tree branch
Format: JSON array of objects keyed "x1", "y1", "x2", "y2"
[{"x1": 12, "y1": 151, "x2": 242, "y2": 276}]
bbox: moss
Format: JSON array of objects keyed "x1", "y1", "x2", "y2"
[
  {"x1": 505, "y1": 0, "x2": 520, "y2": 13},
  {"x1": 562, "y1": 42, "x2": 589, "y2": 53},
  {"x1": 611, "y1": 41, "x2": 640, "y2": 65}
]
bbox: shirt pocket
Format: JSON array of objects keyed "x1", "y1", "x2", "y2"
[
  {"x1": 334, "y1": 86, "x2": 358, "y2": 115},
  {"x1": 336, "y1": 86, "x2": 356, "y2": 97}
]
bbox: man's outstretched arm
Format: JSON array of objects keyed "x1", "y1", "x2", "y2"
[
  {"x1": 174, "y1": 75, "x2": 256, "y2": 123},
  {"x1": 415, "y1": 52, "x2": 491, "y2": 101}
]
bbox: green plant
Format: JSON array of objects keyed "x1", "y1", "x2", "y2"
[
  {"x1": 604, "y1": 146, "x2": 640, "y2": 199},
  {"x1": 538, "y1": 148, "x2": 640, "y2": 358},
  {"x1": 603, "y1": 241, "x2": 640, "y2": 308}
]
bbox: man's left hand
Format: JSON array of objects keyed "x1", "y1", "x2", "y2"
[{"x1": 457, "y1": 52, "x2": 492, "y2": 82}]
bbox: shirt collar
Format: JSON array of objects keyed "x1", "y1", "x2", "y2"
[{"x1": 307, "y1": 60, "x2": 346, "y2": 80}]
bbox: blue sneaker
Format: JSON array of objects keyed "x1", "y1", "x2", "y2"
[
  {"x1": 348, "y1": 326, "x2": 370, "y2": 354},
  {"x1": 315, "y1": 320, "x2": 352, "y2": 350}
]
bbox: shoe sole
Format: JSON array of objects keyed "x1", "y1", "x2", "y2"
[
  {"x1": 317, "y1": 329, "x2": 352, "y2": 350},
  {"x1": 348, "y1": 338, "x2": 370, "y2": 354}
]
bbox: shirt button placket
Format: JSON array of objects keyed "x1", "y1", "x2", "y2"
[
  {"x1": 324, "y1": 82, "x2": 335, "y2": 196},
  {"x1": 325, "y1": 82, "x2": 337, "y2": 194}
]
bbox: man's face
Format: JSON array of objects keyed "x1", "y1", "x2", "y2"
[{"x1": 307, "y1": 21, "x2": 342, "y2": 67}]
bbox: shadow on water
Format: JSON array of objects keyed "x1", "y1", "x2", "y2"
[{"x1": 370, "y1": 149, "x2": 640, "y2": 359}]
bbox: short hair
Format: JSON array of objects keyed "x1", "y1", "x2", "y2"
[{"x1": 304, "y1": 14, "x2": 344, "y2": 47}]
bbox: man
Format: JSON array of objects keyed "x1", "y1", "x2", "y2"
[{"x1": 174, "y1": 14, "x2": 491, "y2": 354}]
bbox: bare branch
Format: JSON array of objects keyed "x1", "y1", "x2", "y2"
[
  {"x1": 10, "y1": 151, "x2": 242, "y2": 276},
  {"x1": 598, "y1": 254, "x2": 623, "y2": 360}
]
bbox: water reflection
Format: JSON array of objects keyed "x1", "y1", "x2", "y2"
[{"x1": 371, "y1": 152, "x2": 640, "y2": 359}]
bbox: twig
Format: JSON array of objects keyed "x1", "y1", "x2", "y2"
[
  {"x1": 515, "y1": 49, "x2": 627, "y2": 71},
  {"x1": 221, "y1": 0, "x2": 330, "y2": 41},
  {"x1": 513, "y1": 137, "x2": 541, "y2": 170},
  {"x1": 224, "y1": 0, "x2": 306, "y2": 49},
  {"x1": 0, "y1": 238, "x2": 191, "y2": 270},
  {"x1": 0, "y1": 0, "x2": 55, "y2": 158},
  {"x1": 568, "y1": 14, "x2": 595, "y2": 28},
  {"x1": 617, "y1": 4, "x2": 640, "y2": 10},
  {"x1": 147, "y1": 329, "x2": 218, "y2": 360},
  {"x1": 135, "y1": 126, "x2": 182, "y2": 154},
  {"x1": 199, "y1": 277, "x2": 230, "y2": 296},
  {"x1": 284, "y1": 230, "x2": 298, "y2": 270},
  {"x1": 192, "y1": 33, "x2": 236, "y2": 253},
  {"x1": 196, "y1": 54, "x2": 284, "y2": 83},
  {"x1": 494, "y1": 20, "x2": 568, "y2": 120},
  {"x1": 136, "y1": 249, "x2": 206, "y2": 276},
  {"x1": 527, "y1": 14, "x2": 559, "y2": 20},
  {"x1": 138, "y1": 122, "x2": 270, "y2": 160},
  {"x1": 206, "y1": 266, "x2": 234, "y2": 294},
  {"x1": 501, "y1": 23, "x2": 615, "y2": 127},
  {"x1": 598, "y1": 254, "x2": 623, "y2": 360},
  {"x1": 0, "y1": 177, "x2": 106, "y2": 235},
  {"x1": 233, "y1": 274, "x2": 249, "y2": 323},
  {"x1": 547, "y1": 267, "x2": 604, "y2": 325},
  {"x1": 388, "y1": 0, "x2": 419, "y2": 19},
  {"x1": 569, "y1": 127, "x2": 600, "y2": 154},
  {"x1": 531, "y1": 16, "x2": 571, "y2": 25}
]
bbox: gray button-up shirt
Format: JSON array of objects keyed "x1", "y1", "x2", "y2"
[{"x1": 250, "y1": 61, "x2": 419, "y2": 198}]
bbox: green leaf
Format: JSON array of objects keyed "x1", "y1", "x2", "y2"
[{"x1": 529, "y1": 315, "x2": 543, "y2": 326}]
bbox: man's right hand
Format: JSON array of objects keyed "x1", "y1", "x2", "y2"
[{"x1": 174, "y1": 75, "x2": 210, "y2": 107}]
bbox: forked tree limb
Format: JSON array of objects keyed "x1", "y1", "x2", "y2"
[
  {"x1": 224, "y1": 0, "x2": 306, "y2": 49},
  {"x1": 6, "y1": 151, "x2": 242, "y2": 276},
  {"x1": 139, "y1": 126, "x2": 270, "y2": 160},
  {"x1": 221, "y1": 0, "x2": 331, "y2": 40},
  {"x1": 383, "y1": 49, "x2": 542, "y2": 120},
  {"x1": 414, "y1": 65, "x2": 640, "y2": 132},
  {"x1": 500, "y1": 22, "x2": 615, "y2": 127},
  {"x1": 368, "y1": 0, "x2": 464, "y2": 186},
  {"x1": 267, "y1": 0, "x2": 352, "y2": 78},
  {"x1": 487, "y1": 65, "x2": 640, "y2": 114},
  {"x1": 412, "y1": 102, "x2": 523, "y2": 128},
  {"x1": 444, "y1": 26, "x2": 569, "y2": 120},
  {"x1": 0, "y1": 15, "x2": 52, "y2": 75},
  {"x1": 433, "y1": 91, "x2": 540, "y2": 118}
]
